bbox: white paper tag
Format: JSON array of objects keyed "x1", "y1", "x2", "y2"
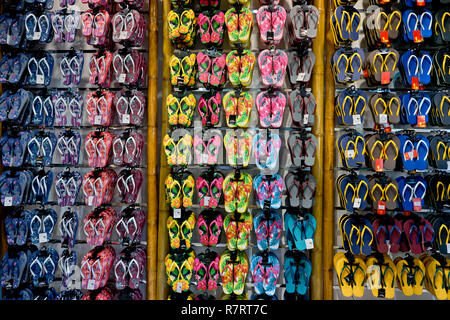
[
  {"x1": 203, "y1": 196, "x2": 210, "y2": 207},
  {"x1": 353, "y1": 198, "x2": 361, "y2": 209},
  {"x1": 4, "y1": 196, "x2": 12, "y2": 207},
  {"x1": 118, "y1": 74, "x2": 126, "y2": 83},
  {"x1": 36, "y1": 75, "x2": 44, "y2": 85},
  {"x1": 345, "y1": 150, "x2": 355, "y2": 158},
  {"x1": 122, "y1": 114, "x2": 130, "y2": 124},
  {"x1": 88, "y1": 196, "x2": 94, "y2": 206},
  {"x1": 447, "y1": 243, "x2": 450, "y2": 253},
  {"x1": 353, "y1": 115, "x2": 361, "y2": 125},
  {"x1": 176, "y1": 282, "x2": 182, "y2": 293},
  {"x1": 174, "y1": 208, "x2": 181, "y2": 219},
  {"x1": 119, "y1": 31, "x2": 128, "y2": 40},
  {"x1": 39, "y1": 233, "x2": 48, "y2": 243},
  {"x1": 379, "y1": 114, "x2": 388, "y2": 124},
  {"x1": 94, "y1": 115, "x2": 102, "y2": 125},
  {"x1": 201, "y1": 154, "x2": 209, "y2": 164},
  {"x1": 305, "y1": 238, "x2": 314, "y2": 250},
  {"x1": 33, "y1": 31, "x2": 41, "y2": 40},
  {"x1": 303, "y1": 114, "x2": 309, "y2": 125},
  {"x1": 296, "y1": 72, "x2": 306, "y2": 82},
  {"x1": 447, "y1": 161, "x2": 450, "y2": 170},
  {"x1": 87, "y1": 279, "x2": 96, "y2": 290},
  {"x1": 68, "y1": 278, "x2": 81, "y2": 290}
]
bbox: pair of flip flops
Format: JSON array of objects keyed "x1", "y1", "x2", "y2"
[
  {"x1": 284, "y1": 251, "x2": 312, "y2": 295},
  {"x1": 31, "y1": 93, "x2": 56, "y2": 127},
  {"x1": 433, "y1": 9, "x2": 450, "y2": 45},
  {"x1": 334, "y1": 252, "x2": 366, "y2": 297},
  {"x1": 427, "y1": 214, "x2": 450, "y2": 254},
  {"x1": 55, "y1": 169, "x2": 82, "y2": 207},
  {"x1": 365, "y1": 253, "x2": 397, "y2": 299},
  {"x1": 223, "y1": 130, "x2": 252, "y2": 167},
  {"x1": 5, "y1": 209, "x2": 31, "y2": 246},
  {"x1": 83, "y1": 207, "x2": 117, "y2": 247},
  {"x1": 117, "y1": 168, "x2": 144, "y2": 204},
  {"x1": 431, "y1": 92, "x2": 450, "y2": 126},
  {"x1": 197, "y1": 51, "x2": 227, "y2": 88},
  {"x1": 396, "y1": 175, "x2": 427, "y2": 211},
  {"x1": 223, "y1": 90, "x2": 253, "y2": 127},
  {"x1": 331, "y1": 6, "x2": 361, "y2": 45},
  {"x1": 0, "y1": 89, "x2": 34, "y2": 125},
  {"x1": 363, "y1": 7, "x2": 402, "y2": 48},
  {"x1": 226, "y1": 50, "x2": 256, "y2": 87},
  {"x1": 336, "y1": 131, "x2": 365, "y2": 169},
  {"x1": 0, "y1": 130, "x2": 32, "y2": 167},
  {"x1": 364, "y1": 48, "x2": 398, "y2": 86},
  {"x1": 399, "y1": 50, "x2": 433, "y2": 88},
  {"x1": 369, "y1": 92, "x2": 401, "y2": 125},
  {"x1": 167, "y1": 210, "x2": 196, "y2": 250},
  {"x1": 168, "y1": 8, "x2": 196, "y2": 48},
  {"x1": 339, "y1": 214, "x2": 374, "y2": 255},
  {"x1": 396, "y1": 133, "x2": 429, "y2": 170},
  {"x1": 252, "y1": 132, "x2": 282, "y2": 169},
  {"x1": 258, "y1": 49, "x2": 288, "y2": 88},
  {"x1": 165, "y1": 249, "x2": 195, "y2": 293},
  {"x1": 198, "y1": 92, "x2": 221, "y2": 127},
  {"x1": 112, "y1": 131, "x2": 145, "y2": 167},
  {"x1": 115, "y1": 206, "x2": 146, "y2": 246},
  {"x1": 193, "y1": 132, "x2": 222, "y2": 166},
  {"x1": 193, "y1": 250, "x2": 220, "y2": 291},
  {"x1": 402, "y1": 9, "x2": 433, "y2": 43},
  {"x1": 368, "y1": 213, "x2": 402, "y2": 253},
  {"x1": 82, "y1": 169, "x2": 117, "y2": 207},
  {"x1": 285, "y1": 171, "x2": 316, "y2": 209},
  {"x1": 28, "y1": 208, "x2": 57, "y2": 245},
  {"x1": 0, "y1": 170, "x2": 46, "y2": 207},
  {"x1": 224, "y1": 211, "x2": 253, "y2": 251},
  {"x1": 169, "y1": 52, "x2": 197, "y2": 88},
  {"x1": 256, "y1": 90, "x2": 286, "y2": 128},
  {"x1": 85, "y1": 130, "x2": 116, "y2": 167},
  {"x1": 288, "y1": 89, "x2": 316, "y2": 127},
  {"x1": 81, "y1": 9, "x2": 112, "y2": 46},
  {"x1": 52, "y1": 9, "x2": 80, "y2": 43},
  {"x1": 420, "y1": 254, "x2": 450, "y2": 300},
  {"x1": 337, "y1": 173, "x2": 370, "y2": 212},
  {"x1": 331, "y1": 47, "x2": 364, "y2": 84},
  {"x1": 0, "y1": 14, "x2": 25, "y2": 48},
  {"x1": 53, "y1": 90, "x2": 83, "y2": 127},
  {"x1": 165, "y1": 171, "x2": 195, "y2": 209},
  {"x1": 285, "y1": 211, "x2": 316, "y2": 251},
  {"x1": 1, "y1": 247, "x2": 29, "y2": 290},
  {"x1": 197, "y1": 210, "x2": 223, "y2": 247},
  {"x1": 163, "y1": 132, "x2": 193, "y2": 166},
  {"x1": 288, "y1": 5, "x2": 319, "y2": 43},
  {"x1": 25, "y1": 11, "x2": 54, "y2": 43},
  {"x1": 88, "y1": 50, "x2": 113, "y2": 88},
  {"x1": 428, "y1": 134, "x2": 450, "y2": 169},
  {"x1": 251, "y1": 251, "x2": 280, "y2": 296},
  {"x1": 253, "y1": 210, "x2": 282, "y2": 250},
  {"x1": 256, "y1": 5, "x2": 286, "y2": 45},
  {"x1": 29, "y1": 247, "x2": 59, "y2": 287},
  {"x1": 58, "y1": 210, "x2": 79, "y2": 251},
  {"x1": 196, "y1": 170, "x2": 224, "y2": 209},
  {"x1": 223, "y1": 171, "x2": 252, "y2": 214},
  {"x1": 365, "y1": 132, "x2": 400, "y2": 171},
  {"x1": 394, "y1": 255, "x2": 426, "y2": 297},
  {"x1": 288, "y1": 132, "x2": 317, "y2": 167},
  {"x1": 433, "y1": 50, "x2": 450, "y2": 86},
  {"x1": 253, "y1": 174, "x2": 283, "y2": 209},
  {"x1": 393, "y1": 213, "x2": 434, "y2": 255},
  {"x1": 198, "y1": 11, "x2": 225, "y2": 46},
  {"x1": 112, "y1": 49, "x2": 147, "y2": 87},
  {"x1": 225, "y1": 7, "x2": 253, "y2": 46},
  {"x1": 167, "y1": 92, "x2": 195, "y2": 127},
  {"x1": 219, "y1": 249, "x2": 248, "y2": 295},
  {"x1": 367, "y1": 174, "x2": 399, "y2": 211},
  {"x1": 112, "y1": 9, "x2": 147, "y2": 47},
  {"x1": 335, "y1": 88, "x2": 367, "y2": 126},
  {"x1": 426, "y1": 172, "x2": 450, "y2": 211},
  {"x1": 287, "y1": 50, "x2": 315, "y2": 85}
]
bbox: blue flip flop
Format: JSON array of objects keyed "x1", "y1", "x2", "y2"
[
  {"x1": 360, "y1": 217, "x2": 373, "y2": 255},
  {"x1": 414, "y1": 135, "x2": 429, "y2": 170},
  {"x1": 419, "y1": 10, "x2": 433, "y2": 38},
  {"x1": 283, "y1": 252, "x2": 296, "y2": 294},
  {"x1": 419, "y1": 52, "x2": 432, "y2": 85},
  {"x1": 297, "y1": 255, "x2": 312, "y2": 295},
  {"x1": 264, "y1": 252, "x2": 280, "y2": 296},
  {"x1": 344, "y1": 216, "x2": 361, "y2": 255}
]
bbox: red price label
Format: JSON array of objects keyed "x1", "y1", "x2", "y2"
[
  {"x1": 377, "y1": 201, "x2": 386, "y2": 215},
  {"x1": 383, "y1": 124, "x2": 392, "y2": 133},
  {"x1": 381, "y1": 71, "x2": 390, "y2": 85},
  {"x1": 417, "y1": 115, "x2": 426, "y2": 127},
  {"x1": 380, "y1": 30, "x2": 390, "y2": 44},
  {"x1": 404, "y1": 149, "x2": 418, "y2": 160},
  {"x1": 417, "y1": 0, "x2": 425, "y2": 6},
  {"x1": 413, "y1": 197, "x2": 422, "y2": 211},
  {"x1": 363, "y1": 69, "x2": 369, "y2": 78},
  {"x1": 412, "y1": 76, "x2": 420, "y2": 90},
  {"x1": 375, "y1": 158, "x2": 384, "y2": 172},
  {"x1": 413, "y1": 30, "x2": 423, "y2": 43}
]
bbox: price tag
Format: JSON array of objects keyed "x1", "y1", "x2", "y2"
[
  {"x1": 413, "y1": 30, "x2": 423, "y2": 43},
  {"x1": 201, "y1": 154, "x2": 209, "y2": 164},
  {"x1": 447, "y1": 243, "x2": 450, "y2": 253},
  {"x1": 345, "y1": 149, "x2": 355, "y2": 159},
  {"x1": 381, "y1": 71, "x2": 390, "y2": 85},
  {"x1": 203, "y1": 196, "x2": 210, "y2": 207},
  {"x1": 4, "y1": 196, "x2": 12, "y2": 207},
  {"x1": 353, "y1": 115, "x2": 361, "y2": 125},
  {"x1": 417, "y1": 115, "x2": 426, "y2": 127},
  {"x1": 88, "y1": 196, "x2": 94, "y2": 206},
  {"x1": 36, "y1": 75, "x2": 44, "y2": 85},
  {"x1": 413, "y1": 197, "x2": 422, "y2": 211},
  {"x1": 411, "y1": 76, "x2": 419, "y2": 90},
  {"x1": 377, "y1": 201, "x2": 386, "y2": 215},
  {"x1": 379, "y1": 114, "x2": 388, "y2": 124},
  {"x1": 87, "y1": 279, "x2": 96, "y2": 290},
  {"x1": 447, "y1": 161, "x2": 450, "y2": 170},
  {"x1": 70, "y1": 278, "x2": 81, "y2": 290},
  {"x1": 39, "y1": 233, "x2": 48, "y2": 243},
  {"x1": 122, "y1": 114, "x2": 130, "y2": 124},
  {"x1": 380, "y1": 30, "x2": 389, "y2": 44},
  {"x1": 297, "y1": 72, "x2": 306, "y2": 82},
  {"x1": 417, "y1": 0, "x2": 425, "y2": 6},
  {"x1": 119, "y1": 31, "x2": 128, "y2": 40},
  {"x1": 305, "y1": 238, "x2": 314, "y2": 250},
  {"x1": 174, "y1": 208, "x2": 181, "y2": 219},
  {"x1": 375, "y1": 158, "x2": 384, "y2": 172},
  {"x1": 176, "y1": 282, "x2": 183, "y2": 293},
  {"x1": 33, "y1": 31, "x2": 41, "y2": 40},
  {"x1": 94, "y1": 115, "x2": 102, "y2": 125},
  {"x1": 353, "y1": 197, "x2": 361, "y2": 209},
  {"x1": 363, "y1": 69, "x2": 369, "y2": 78},
  {"x1": 383, "y1": 124, "x2": 392, "y2": 133},
  {"x1": 404, "y1": 149, "x2": 418, "y2": 160},
  {"x1": 118, "y1": 74, "x2": 126, "y2": 83},
  {"x1": 303, "y1": 114, "x2": 309, "y2": 125}
]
